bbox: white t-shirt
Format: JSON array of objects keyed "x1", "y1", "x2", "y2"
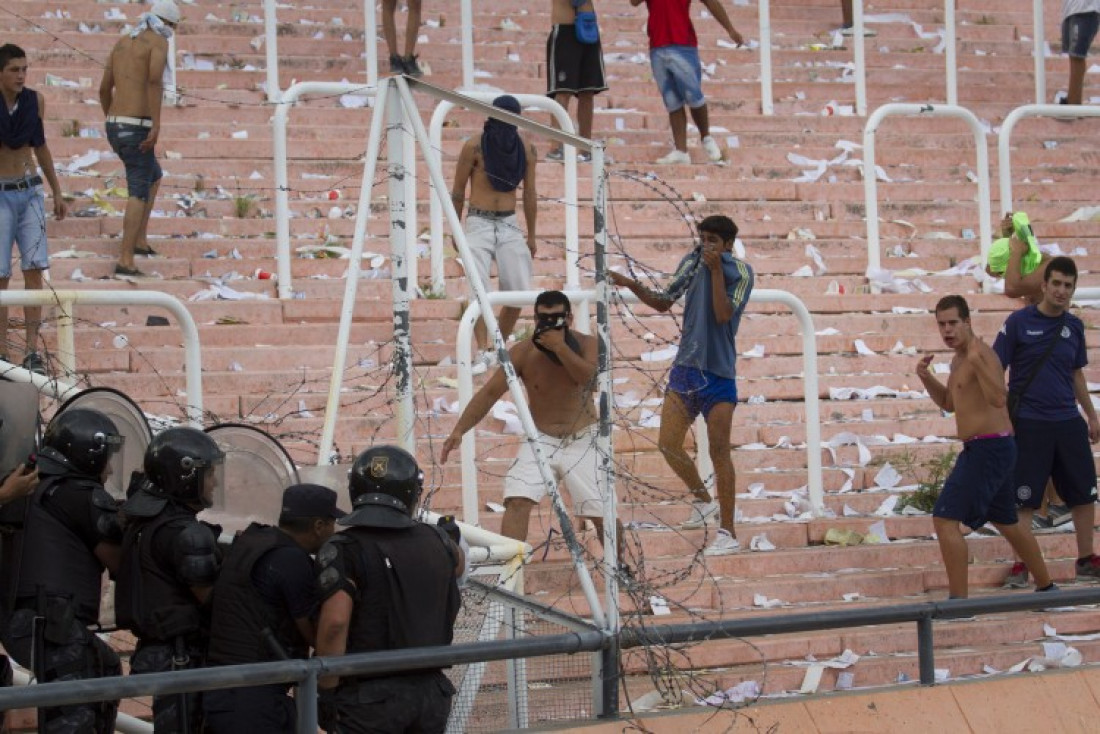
[{"x1": 1064, "y1": 0, "x2": 1100, "y2": 20}]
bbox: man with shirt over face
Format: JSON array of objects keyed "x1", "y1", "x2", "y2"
[
  {"x1": 993, "y1": 257, "x2": 1100, "y2": 589},
  {"x1": 204, "y1": 483, "x2": 344, "y2": 734},
  {"x1": 610, "y1": 215, "x2": 753, "y2": 556}
]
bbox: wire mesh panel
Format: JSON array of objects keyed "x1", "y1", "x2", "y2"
[{"x1": 447, "y1": 573, "x2": 599, "y2": 732}]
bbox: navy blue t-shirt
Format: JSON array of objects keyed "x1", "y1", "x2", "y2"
[
  {"x1": 252, "y1": 544, "x2": 319, "y2": 620},
  {"x1": 992, "y1": 305, "x2": 1088, "y2": 421}
]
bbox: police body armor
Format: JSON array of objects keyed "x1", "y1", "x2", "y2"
[
  {"x1": 207, "y1": 523, "x2": 306, "y2": 665},
  {"x1": 115, "y1": 507, "x2": 205, "y2": 642},
  {"x1": 16, "y1": 476, "x2": 111, "y2": 623},
  {"x1": 341, "y1": 523, "x2": 460, "y2": 665}
]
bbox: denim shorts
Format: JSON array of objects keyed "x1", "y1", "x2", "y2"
[
  {"x1": 1063, "y1": 12, "x2": 1100, "y2": 58},
  {"x1": 649, "y1": 45, "x2": 705, "y2": 112},
  {"x1": 105, "y1": 121, "x2": 163, "y2": 201},
  {"x1": 667, "y1": 365, "x2": 738, "y2": 420},
  {"x1": 0, "y1": 182, "x2": 49, "y2": 277}
]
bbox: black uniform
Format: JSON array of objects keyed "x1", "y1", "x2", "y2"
[
  {"x1": 0, "y1": 472, "x2": 123, "y2": 733},
  {"x1": 204, "y1": 523, "x2": 318, "y2": 733},
  {"x1": 316, "y1": 521, "x2": 461, "y2": 734},
  {"x1": 115, "y1": 503, "x2": 219, "y2": 732}
]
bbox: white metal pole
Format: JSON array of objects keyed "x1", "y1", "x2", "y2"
[
  {"x1": 1034, "y1": 0, "x2": 1046, "y2": 104},
  {"x1": 945, "y1": 0, "x2": 957, "y2": 105},
  {"x1": 427, "y1": 100, "x2": 455, "y2": 293},
  {"x1": 263, "y1": 0, "x2": 280, "y2": 103},
  {"x1": 854, "y1": 0, "x2": 867, "y2": 115},
  {"x1": 364, "y1": 0, "x2": 378, "y2": 86},
  {"x1": 863, "y1": 112, "x2": 881, "y2": 289},
  {"x1": 390, "y1": 86, "x2": 416, "y2": 454},
  {"x1": 317, "y1": 84, "x2": 390, "y2": 464},
  {"x1": 165, "y1": 33, "x2": 178, "y2": 106},
  {"x1": 456, "y1": 301, "x2": 479, "y2": 524},
  {"x1": 460, "y1": 0, "x2": 474, "y2": 89},
  {"x1": 759, "y1": 0, "x2": 773, "y2": 115}
]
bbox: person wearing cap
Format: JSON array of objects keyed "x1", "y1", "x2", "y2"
[
  {"x1": 98, "y1": 0, "x2": 180, "y2": 277},
  {"x1": 0, "y1": 43, "x2": 67, "y2": 374},
  {"x1": 451, "y1": 95, "x2": 538, "y2": 376},
  {"x1": 204, "y1": 483, "x2": 344, "y2": 733},
  {"x1": 314, "y1": 446, "x2": 463, "y2": 733}
]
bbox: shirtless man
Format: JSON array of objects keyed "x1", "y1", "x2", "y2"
[
  {"x1": 99, "y1": 0, "x2": 179, "y2": 277},
  {"x1": 440, "y1": 290, "x2": 622, "y2": 556},
  {"x1": 985, "y1": 212, "x2": 1053, "y2": 303},
  {"x1": 451, "y1": 95, "x2": 537, "y2": 374},
  {"x1": 0, "y1": 44, "x2": 66, "y2": 372},
  {"x1": 916, "y1": 294, "x2": 1055, "y2": 598},
  {"x1": 545, "y1": 0, "x2": 607, "y2": 161}
]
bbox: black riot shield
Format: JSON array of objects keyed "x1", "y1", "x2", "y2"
[{"x1": 204, "y1": 424, "x2": 300, "y2": 533}]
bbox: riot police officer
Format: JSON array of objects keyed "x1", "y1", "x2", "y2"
[
  {"x1": 204, "y1": 483, "x2": 344, "y2": 733},
  {"x1": 115, "y1": 426, "x2": 224, "y2": 733},
  {"x1": 314, "y1": 446, "x2": 464, "y2": 734},
  {"x1": 1, "y1": 408, "x2": 125, "y2": 732}
]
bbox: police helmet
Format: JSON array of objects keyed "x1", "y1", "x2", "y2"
[
  {"x1": 40, "y1": 408, "x2": 124, "y2": 478},
  {"x1": 143, "y1": 427, "x2": 225, "y2": 507},
  {"x1": 341, "y1": 446, "x2": 423, "y2": 528}
]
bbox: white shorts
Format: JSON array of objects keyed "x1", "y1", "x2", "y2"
[
  {"x1": 504, "y1": 426, "x2": 603, "y2": 517},
  {"x1": 464, "y1": 213, "x2": 531, "y2": 293}
]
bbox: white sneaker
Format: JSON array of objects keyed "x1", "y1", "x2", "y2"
[
  {"x1": 703, "y1": 529, "x2": 741, "y2": 556},
  {"x1": 681, "y1": 499, "x2": 719, "y2": 529},
  {"x1": 470, "y1": 350, "x2": 497, "y2": 375},
  {"x1": 656, "y1": 149, "x2": 691, "y2": 165},
  {"x1": 701, "y1": 135, "x2": 723, "y2": 162}
]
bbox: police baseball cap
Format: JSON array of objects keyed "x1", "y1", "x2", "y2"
[{"x1": 281, "y1": 483, "x2": 346, "y2": 519}]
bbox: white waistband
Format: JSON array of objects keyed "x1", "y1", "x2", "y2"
[{"x1": 107, "y1": 115, "x2": 153, "y2": 128}]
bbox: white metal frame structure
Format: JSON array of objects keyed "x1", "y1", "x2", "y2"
[
  {"x1": 864, "y1": 103, "x2": 991, "y2": 292},
  {"x1": 1033, "y1": 0, "x2": 1047, "y2": 105},
  {"x1": 313, "y1": 77, "x2": 614, "y2": 650},
  {"x1": 997, "y1": 104, "x2": 1100, "y2": 214},
  {"x1": 454, "y1": 289, "x2": 826, "y2": 519},
  {"x1": 0, "y1": 290, "x2": 204, "y2": 425}
]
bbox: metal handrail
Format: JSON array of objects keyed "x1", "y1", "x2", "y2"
[
  {"x1": 0, "y1": 290, "x2": 204, "y2": 425},
  {"x1": 997, "y1": 104, "x2": 1100, "y2": 215},
  {"x1": 864, "y1": 103, "x2": 991, "y2": 292},
  {"x1": 3, "y1": 588, "x2": 1098, "y2": 724},
  {"x1": 454, "y1": 288, "x2": 824, "y2": 524}
]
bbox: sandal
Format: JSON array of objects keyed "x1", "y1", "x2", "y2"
[
  {"x1": 114, "y1": 264, "x2": 146, "y2": 277},
  {"x1": 134, "y1": 245, "x2": 158, "y2": 256}
]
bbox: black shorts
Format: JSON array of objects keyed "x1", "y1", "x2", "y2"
[
  {"x1": 1013, "y1": 417, "x2": 1099, "y2": 509},
  {"x1": 546, "y1": 24, "x2": 608, "y2": 96},
  {"x1": 933, "y1": 436, "x2": 1019, "y2": 529},
  {"x1": 1063, "y1": 12, "x2": 1100, "y2": 58}
]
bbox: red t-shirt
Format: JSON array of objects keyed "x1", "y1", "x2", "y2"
[{"x1": 645, "y1": 0, "x2": 698, "y2": 49}]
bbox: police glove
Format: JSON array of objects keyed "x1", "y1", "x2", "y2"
[
  {"x1": 437, "y1": 515, "x2": 461, "y2": 544},
  {"x1": 318, "y1": 688, "x2": 339, "y2": 732}
]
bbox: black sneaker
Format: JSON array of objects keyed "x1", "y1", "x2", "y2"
[
  {"x1": 1036, "y1": 582, "x2": 1059, "y2": 593},
  {"x1": 389, "y1": 54, "x2": 405, "y2": 74},
  {"x1": 403, "y1": 55, "x2": 423, "y2": 78},
  {"x1": 1049, "y1": 504, "x2": 1073, "y2": 526},
  {"x1": 21, "y1": 352, "x2": 45, "y2": 375},
  {"x1": 1031, "y1": 513, "x2": 1055, "y2": 533},
  {"x1": 114, "y1": 264, "x2": 146, "y2": 278},
  {"x1": 134, "y1": 245, "x2": 158, "y2": 257},
  {"x1": 1075, "y1": 555, "x2": 1100, "y2": 582}
]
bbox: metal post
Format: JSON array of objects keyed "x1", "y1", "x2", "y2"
[
  {"x1": 165, "y1": 33, "x2": 178, "y2": 106},
  {"x1": 1033, "y1": 0, "x2": 1046, "y2": 104},
  {"x1": 263, "y1": 0, "x2": 280, "y2": 103},
  {"x1": 388, "y1": 84, "x2": 416, "y2": 455},
  {"x1": 54, "y1": 296, "x2": 76, "y2": 377},
  {"x1": 944, "y1": 0, "x2": 957, "y2": 105},
  {"x1": 297, "y1": 670, "x2": 318, "y2": 732},
  {"x1": 853, "y1": 0, "x2": 867, "y2": 115},
  {"x1": 917, "y1": 615, "x2": 935, "y2": 685},
  {"x1": 598, "y1": 637, "x2": 619, "y2": 718},
  {"x1": 316, "y1": 85, "x2": 390, "y2": 463},
  {"x1": 759, "y1": 0, "x2": 773, "y2": 115},
  {"x1": 460, "y1": 0, "x2": 474, "y2": 89},
  {"x1": 364, "y1": 0, "x2": 378, "y2": 86}
]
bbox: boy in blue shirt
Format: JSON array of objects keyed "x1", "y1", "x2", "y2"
[{"x1": 611, "y1": 215, "x2": 753, "y2": 555}]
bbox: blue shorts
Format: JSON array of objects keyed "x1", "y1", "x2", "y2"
[
  {"x1": 667, "y1": 365, "x2": 737, "y2": 420},
  {"x1": 649, "y1": 46, "x2": 705, "y2": 112},
  {"x1": 933, "y1": 436, "x2": 1019, "y2": 530},
  {"x1": 0, "y1": 181, "x2": 49, "y2": 277},
  {"x1": 1063, "y1": 12, "x2": 1100, "y2": 58},
  {"x1": 106, "y1": 121, "x2": 163, "y2": 201},
  {"x1": 1013, "y1": 417, "x2": 1099, "y2": 510}
]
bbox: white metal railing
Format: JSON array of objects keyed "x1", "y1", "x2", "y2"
[
  {"x1": 428, "y1": 95, "x2": 580, "y2": 295},
  {"x1": 1033, "y1": 0, "x2": 1046, "y2": 105},
  {"x1": 997, "y1": 104, "x2": 1100, "y2": 214},
  {"x1": 0, "y1": 290, "x2": 204, "y2": 425},
  {"x1": 454, "y1": 289, "x2": 825, "y2": 521},
  {"x1": 864, "y1": 103, "x2": 991, "y2": 292}
]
